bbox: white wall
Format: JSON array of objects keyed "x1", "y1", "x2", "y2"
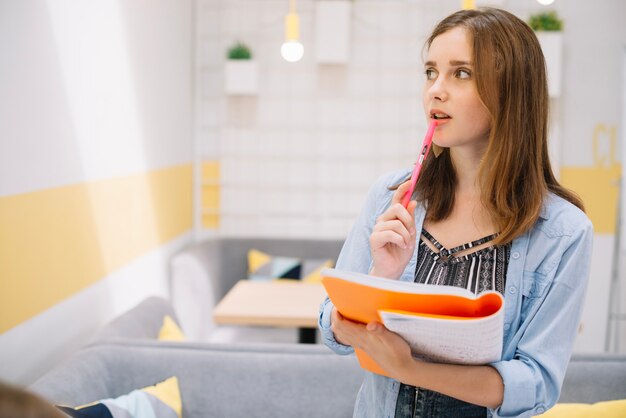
[
  {"x1": 0, "y1": 0, "x2": 192, "y2": 196},
  {"x1": 196, "y1": 0, "x2": 428, "y2": 239},
  {"x1": 0, "y1": 0, "x2": 193, "y2": 384},
  {"x1": 554, "y1": 0, "x2": 626, "y2": 353}
]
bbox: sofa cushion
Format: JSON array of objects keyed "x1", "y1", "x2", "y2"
[
  {"x1": 535, "y1": 399, "x2": 626, "y2": 417},
  {"x1": 57, "y1": 376, "x2": 182, "y2": 418},
  {"x1": 248, "y1": 248, "x2": 335, "y2": 282},
  {"x1": 92, "y1": 297, "x2": 179, "y2": 342},
  {"x1": 302, "y1": 258, "x2": 335, "y2": 282},
  {"x1": 158, "y1": 316, "x2": 186, "y2": 342},
  {"x1": 248, "y1": 248, "x2": 302, "y2": 280},
  {"x1": 559, "y1": 354, "x2": 626, "y2": 403},
  {"x1": 218, "y1": 238, "x2": 344, "y2": 297}
]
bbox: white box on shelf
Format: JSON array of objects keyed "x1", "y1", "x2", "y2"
[
  {"x1": 476, "y1": 0, "x2": 506, "y2": 6},
  {"x1": 315, "y1": 1, "x2": 352, "y2": 64},
  {"x1": 537, "y1": 31, "x2": 563, "y2": 98},
  {"x1": 224, "y1": 60, "x2": 258, "y2": 95}
]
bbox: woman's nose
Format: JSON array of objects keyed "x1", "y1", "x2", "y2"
[{"x1": 427, "y1": 77, "x2": 448, "y2": 102}]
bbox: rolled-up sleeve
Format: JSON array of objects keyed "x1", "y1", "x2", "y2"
[
  {"x1": 489, "y1": 219, "x2": 593, "y2": 418},
  {"x1": 319, "y1": 296, "x2": 354, "y2": 354},
  {"x1": 318, "y1": 171, "x2": 400, "y2": 354}
]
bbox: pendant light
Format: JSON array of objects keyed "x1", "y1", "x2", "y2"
[{"x1": 281, "y1": 0, "x2": 304, "y2": 62}]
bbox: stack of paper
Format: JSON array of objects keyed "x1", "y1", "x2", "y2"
[{"x1": 321, "y1": 268, "x2": 504, "y2": 377}]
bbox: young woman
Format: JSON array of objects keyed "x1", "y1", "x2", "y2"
[{"x1": 319, "y1": 8, "x2": 593, "y2": 418}]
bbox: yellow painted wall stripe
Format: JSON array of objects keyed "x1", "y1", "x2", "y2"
[
  {"x1": 0, "y1": 164, "x2": 193, "y2": 333},
  {"x1": 201, "y1": 160, "x2": 220, "y2": 182},
  {"x1": 201, "y1": 161, "x2": 220, "y2": 229},
  {"x1": 560, "y1": 164, "x2": 621, "y2": 234}
]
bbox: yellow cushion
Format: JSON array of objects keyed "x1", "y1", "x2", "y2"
[
  {"x1": 158, "y1": 315, "x2": 186, "y2": 342},
  {"x1": 534, "y1": 400, "x2": 626, "y2": 418},
  {"x1": 142, "y1": 376, "x2": 182, "y2": 418},
  {"x1": 59, "y1": 376, "x2": 182, "y2": 418},
  {"x1": 247, "y1": 248, "x2": 335, "y2": 282},
  {"x1": 248, "y1": 248, "x2": 273, "y2": 273},
  {"x1": 247, "y1": 249, "x2": 302, "y2": 281},
  {"x1": 302, "y1": 259, "x2": 335, "y2": 283}
]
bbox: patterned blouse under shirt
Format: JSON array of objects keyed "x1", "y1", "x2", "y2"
[
  {"x1": 414, "y1": 228, "x2": 511, "y2": 295},
  {"x1": 394, "y1": 228, "x2": 511, "y2": 418}
]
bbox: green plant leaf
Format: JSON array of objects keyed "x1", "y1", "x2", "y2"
[
  {"x1": 227, "y1": 42, "x2": 252, "y2": 60},
  {"x1": 528, "y1": 11, "x2": 563, "y2": 31}
]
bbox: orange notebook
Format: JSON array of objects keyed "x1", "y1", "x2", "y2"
[{"x1": 321, "y1": 268, "x2": 504, "y2": 377}]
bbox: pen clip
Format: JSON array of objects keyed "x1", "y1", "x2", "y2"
[{"x1": 401, "y1": 120, "x2": 438, "y2": 208}]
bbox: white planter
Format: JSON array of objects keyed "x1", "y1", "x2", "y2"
[
  {"x1": 476, "y1": 0, "x2": 506, "y2": 6},
  {"x1": 225, "y1": 60, "x2": 258, "y2": 95},
  {"x1": 315, "y1": 1, "x2": 351, "y2": 64},
  {"x1": 536, "y1": 31, "x2": 563, "y2": 98}
]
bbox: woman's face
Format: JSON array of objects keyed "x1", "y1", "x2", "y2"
[{"x1": 423, "y1": 26, "x2": 491, "y2": 152}]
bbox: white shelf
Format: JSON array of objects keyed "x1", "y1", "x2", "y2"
[
  {"x1": 537, "y1": 32, "x2": 563, "y2": 98},
  {"x1": 224, "y1": 60, "x2": 258, "y2": 95}
]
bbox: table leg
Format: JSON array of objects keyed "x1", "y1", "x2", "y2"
[{"x1": 298, "y1": 327, "x2": 317, "y2": 344}]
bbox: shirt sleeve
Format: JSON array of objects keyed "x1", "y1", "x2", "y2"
[
  {"x1": 489, "y1": 218, "x2": 594, "y2": 418},
  {"x1": 318, "y1": 171, "x2": 398, "y2": 354}
]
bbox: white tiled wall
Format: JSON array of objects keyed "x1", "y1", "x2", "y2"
[
  {"x1": 195, "y1": 0, "x2": 447, "y2": 238},
  {"x1": 194, "y1": 0, "x2": 561, "y2": 239}
]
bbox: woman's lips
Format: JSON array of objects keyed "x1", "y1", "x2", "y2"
[
  {"x1": 432, "y1": 116, "x2": 450, "y2": 126},
  {"x1": 429, "y1": 109, "x2": 451, "y2": 125}
]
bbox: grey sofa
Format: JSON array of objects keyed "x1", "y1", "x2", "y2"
[
  {"x1": 29, "y1": 297, "x2": 626, "y2": 418},
  {"x1": 169, "y1": 238, "x2": 344, "y2": 341},
  {"x1": 30, "y1": 341, "x2": 363, "y2": 418},
  {"x1": 174, "y1": 238, "x2": 344, "y2": 300},
  {"x1": 89, "y1": 296, "x2": 180, "y2": 343},
  {"x1": 30, "y1": 297, "x2": 364, "y2": 418}
]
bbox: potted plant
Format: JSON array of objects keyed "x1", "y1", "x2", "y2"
[
  {"x1": 228, "y1": 42, "x2": 252, "y2": 60},
  {"x1": 529, "y1": 11, "x2": 563, "y2": 97},
  {"x1": 225, "y1": 41, "x2": 258, "y2": 95},
  {"x1": 529, "y1": 11, "x2": 563, "y2": 32}
]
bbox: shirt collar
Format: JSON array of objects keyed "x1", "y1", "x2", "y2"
[{"x1": 539, "y1": 195, "x2": 552, "y2": 220}]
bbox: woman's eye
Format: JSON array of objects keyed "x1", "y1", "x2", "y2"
[
  {"x1": 456, "y1": 68, "x2": 471, "y2": 79},
  {"x1": 425, "y1": 68, "x2": 437, "y2": 80}
]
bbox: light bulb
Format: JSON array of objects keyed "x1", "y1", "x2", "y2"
[
  {"x1": 537, "y1": 0, "x2": 555, "y2": 5},
  {"x1": 281, "y1": 40, "x2": 304, "y2": 62}
]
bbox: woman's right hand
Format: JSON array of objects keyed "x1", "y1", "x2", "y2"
[
  {"x1": 369, "y1": 180, "x2": 417, "y2": 279},
  {"x1": 331, "y1": 307, "x2": 352, "y2": 346}
]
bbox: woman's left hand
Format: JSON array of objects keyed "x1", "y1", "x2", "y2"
[{"x1": 334, "y1": 312, "x2": 415, "y2": 379}]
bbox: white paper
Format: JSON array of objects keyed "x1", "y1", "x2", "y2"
[
  {"x1": 321, "y1": 268, "x2": 478, "y2": 298},
  {"x1": 380, "y1": 309, "x2": 503, "y2": 365}
]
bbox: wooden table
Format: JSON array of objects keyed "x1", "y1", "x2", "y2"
[{"x1": 213, "y1": 280, "x2": 327, "y2": 343}]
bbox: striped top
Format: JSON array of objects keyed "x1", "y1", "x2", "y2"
[{"x1": 414, "y1": 228, "x2": 511, "y2": 294}]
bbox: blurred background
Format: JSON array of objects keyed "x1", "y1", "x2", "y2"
[{"x1": 1, "y1": 0, "x2": 625, "y2": 385}]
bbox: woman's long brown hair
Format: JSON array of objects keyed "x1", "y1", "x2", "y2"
[{"x1": 411, "y1": 7, "x2": 583, "y2": 245}]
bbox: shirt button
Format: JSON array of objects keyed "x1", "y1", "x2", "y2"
[
  {"x1": 509, "y1": 286, "x2": 517, "y2": 294},
  {"x1": 504, "y1": 323, "x2": 510, "y2": 330},
  {"x1": 512, "y1": 252, "x2": 520, "y2": 260},
  {"x1": 536, "y1": 407, "x2": 545, "y2": 414}
]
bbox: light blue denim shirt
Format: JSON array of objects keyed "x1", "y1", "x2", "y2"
[{"x1": 319, "y1": 168, "x2": 593, "y2": 418}]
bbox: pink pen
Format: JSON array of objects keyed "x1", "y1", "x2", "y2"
[{"x1": 401, "y1": 119, "x2": 438, "y2": 208}]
